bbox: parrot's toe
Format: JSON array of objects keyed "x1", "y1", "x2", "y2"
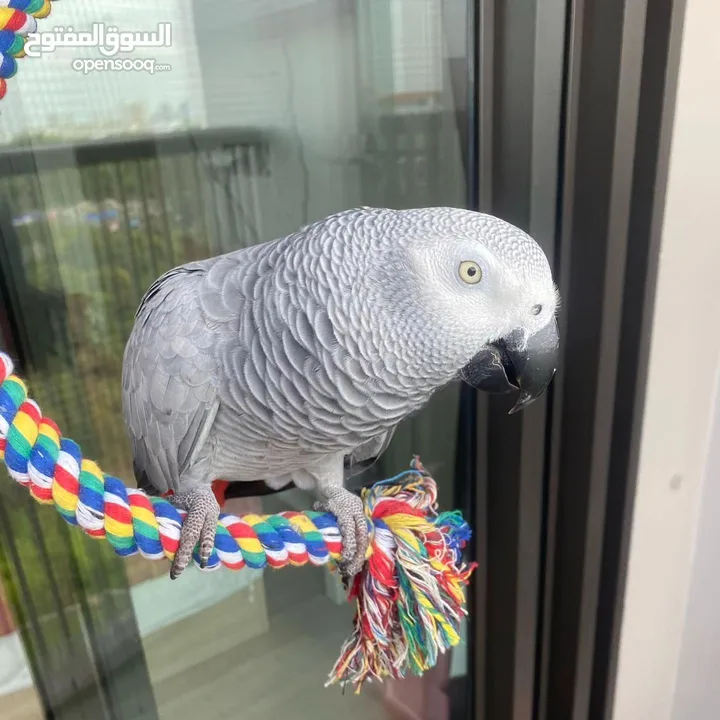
[
  {"x1": 168, "y1": 485, "x2": 220, "y2": 579},
  {"x1": 314, "y1": 486, "x2": 368, "y2": 579}
]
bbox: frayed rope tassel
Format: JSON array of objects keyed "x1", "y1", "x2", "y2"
[{"x1": 0, "y1": 350, "x2": 476, "y2": 692}]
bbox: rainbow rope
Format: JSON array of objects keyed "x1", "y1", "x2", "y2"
[
  {"x1": 0, "y1": 350, "x2": 475, "y2": 689},
  {"x1": 0, "y1": 0, "x2": 54, "y2": 101}
]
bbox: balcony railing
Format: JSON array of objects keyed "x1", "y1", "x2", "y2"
[{"x1": 0, "y1": 127, "x2": 272, "y2": 474}]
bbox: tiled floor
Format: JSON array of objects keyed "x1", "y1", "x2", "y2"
[
  {"x1": 0, "y1": 564, "x2": 382, "y2": 720},
  {"x1": 0, "y1": 687, "x2": 43, "y2": 720},
  {"x1": 147, "y1": 564, "x2": 383, "y2": 720}
]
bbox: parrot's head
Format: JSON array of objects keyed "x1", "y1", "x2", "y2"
[{"x1": 363, "y1": 207, "x2": 560, "y2": 413}]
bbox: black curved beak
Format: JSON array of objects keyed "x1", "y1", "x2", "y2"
[{"x1": 459, "y1": 318, "x2": 559, "y2": 414}]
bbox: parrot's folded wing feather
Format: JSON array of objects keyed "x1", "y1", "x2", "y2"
[
  {"x1": 122, "y1": 265, "x2": 223, "y2": 495},
  {"x1": 344, "y1": 427, "x2": 396, "y2": 480}
]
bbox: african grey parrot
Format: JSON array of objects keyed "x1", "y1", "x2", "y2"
[{"x1": 121, "y1": 207, "x2": 559, "y2": 579}]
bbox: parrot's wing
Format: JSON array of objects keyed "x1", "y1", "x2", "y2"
[{"x1": 122, "y1": 264, "x2": 223, "y2": 495}]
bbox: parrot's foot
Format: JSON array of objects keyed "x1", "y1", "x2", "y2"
[
  {"x1": 314, "y1": 486, "x2": 368, "y2": 578},
  {"x1": 168, "y1": 485, "x2": 220, "y2": 579}
]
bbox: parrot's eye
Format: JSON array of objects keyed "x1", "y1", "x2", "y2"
[{"x1": 459, "y1": 261, "x2": 482, "y2": 285}]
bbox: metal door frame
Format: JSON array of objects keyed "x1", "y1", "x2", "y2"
[{"x1": 462, "y1": 0, "x2": 687, "y2": 717}]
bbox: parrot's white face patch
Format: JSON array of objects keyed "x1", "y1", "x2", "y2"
[{"x1": 400, "y1": 215, "x2": 559, "y2": 368}]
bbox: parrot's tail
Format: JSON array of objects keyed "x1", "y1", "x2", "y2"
[{"x1": 0, "y1": 350, "x2": 475, "y2": 692}]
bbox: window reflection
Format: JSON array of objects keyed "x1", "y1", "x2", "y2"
[{"x1": 0, "y1": 1, "x2": 470, "y2": 718}]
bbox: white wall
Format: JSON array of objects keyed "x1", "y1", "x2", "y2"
[
  {"x1": 612, "y1": 2, "x2": 720, "y2": 719},
  {"x1": 193, "y1": 0, "x2": 363, "y2": 238},
  {"x1": 193, "y1": 0, "x2": 465, "y2": 243},
  {"x1": 672, "y1": 378, "x2": 720, "y2": 718}
]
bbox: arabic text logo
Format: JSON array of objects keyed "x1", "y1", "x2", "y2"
[{"x1": 24, "y1": 22, "x2": 172, "y2": 58}]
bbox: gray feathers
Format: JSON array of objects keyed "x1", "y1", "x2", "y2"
[
  {"x1": 121, "y1": 211, "x2": 424, "y2": 495},
  {"x1": 122, "y1": 206, "x2": 555, "y2": 496},
  {"x1": 122, "y1": 264, "x2": 223, "y2": 494}
]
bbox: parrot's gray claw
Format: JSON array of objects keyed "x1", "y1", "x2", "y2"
[
  {"x1": 168, "y1": 485, "x2": 220, "y2": 579},
  {"x1": 314, "y1": 486, "x2": 368, "y2": 578}
]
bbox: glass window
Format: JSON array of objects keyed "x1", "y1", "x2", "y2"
[{"x1": 0, "y1": 1, "x2": 472, "y2": 718}]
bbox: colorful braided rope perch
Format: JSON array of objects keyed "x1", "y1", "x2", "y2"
[
  {"x1": 0, "y1": 350, "x2": 475, "y2": 691},
  {"x1": 0, "y1": 0, "x2": 55, "y2": 101}
]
